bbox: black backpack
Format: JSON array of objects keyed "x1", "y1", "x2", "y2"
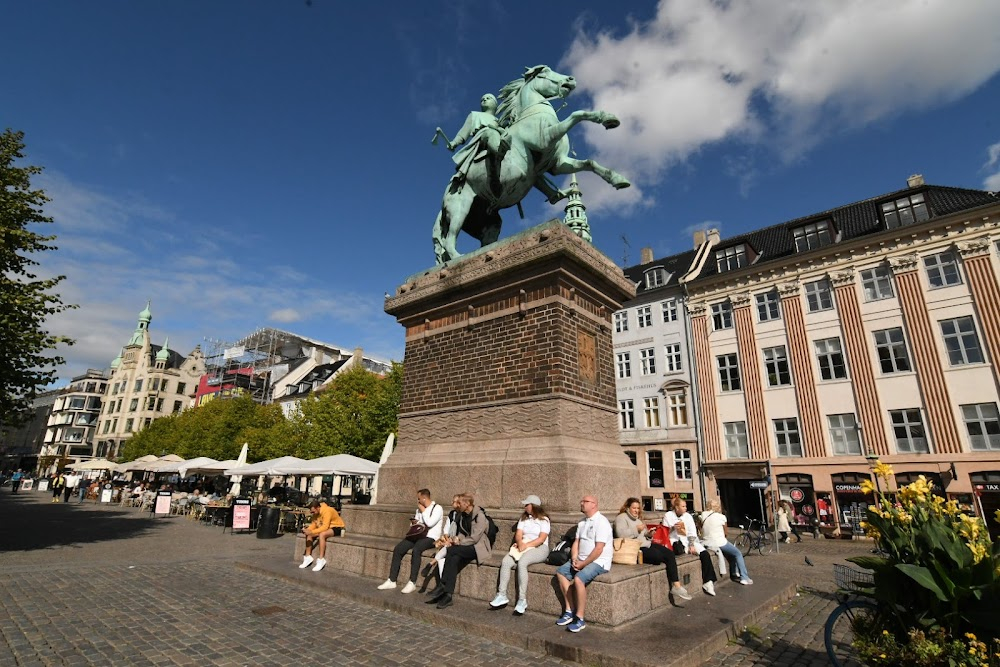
[
  {"x1": 546, "y1": 525, "x2": 578, "y2": 566},
  {"x1": 481, "y1": 509, "x2": 500, "y2": 547}
]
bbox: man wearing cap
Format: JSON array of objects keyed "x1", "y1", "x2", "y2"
[{"x1": 489, "y1": 494, "x2": 550, "y2": 616}]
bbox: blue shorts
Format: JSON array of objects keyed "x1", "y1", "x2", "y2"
[{"x1": 556, "y1": 560, "x2": 607, "y2": 585}]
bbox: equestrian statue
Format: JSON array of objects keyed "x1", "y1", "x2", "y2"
[{"x1": 430, "y1": 65, "x2": 630, "y2": 265}]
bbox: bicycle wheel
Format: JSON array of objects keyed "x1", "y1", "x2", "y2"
[
  {"x1": 758, "y1": 531, "x2": 774, "y2": 555},
  {"x1": 824, "y1": 600, "x2": 877, "y2": 667},
  {"x1": 734, "y1": 533, "x2": 751, "y2": 557}
]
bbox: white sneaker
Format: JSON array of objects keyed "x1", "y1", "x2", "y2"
[
  {"x1": 673, "y1": 585, "x2": 692, "y2": 601},
  {"x1": 312, "y1": 558, "x2": 326, "y2": 572},
  {"x1": 299, "y1": 555, "x2": 314, "y2": 569},
  {"x1": 740, "y1": 578, "x2": 753, "y2": 585},
  {"x1": 489, "y1": 593, "x2": 510, "y2": 608},
  {"x1": 703, "y1": 581, "x2": 716, "y2": 596},
  {"x1": 514, "y1": 599, "x2": 527, "y2": 615},
  {"x1": 401, "y1": 581, "x2": 416, "y2": 594},
  {"x1": 377, "y1": 579, "x2": 397, "y2": 590}
]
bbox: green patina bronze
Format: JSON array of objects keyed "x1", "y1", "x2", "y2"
[{"x1": 430, "y1": 65, "x2": 630, "y2": 265}]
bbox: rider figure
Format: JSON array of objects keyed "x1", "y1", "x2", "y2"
[{"x1": 447, "y1": 94, "x2": 511, "y2": 195}]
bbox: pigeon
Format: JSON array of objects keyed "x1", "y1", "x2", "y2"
[{"x1": 805, "y1": 556, "x2": 814, "y2": 566}]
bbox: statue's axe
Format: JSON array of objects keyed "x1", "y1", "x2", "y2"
[{"x1": 431, "y1": 127, "x2": 451, "y2": 147}]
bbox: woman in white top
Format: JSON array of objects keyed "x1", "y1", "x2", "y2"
[
  {"x1": 664, "y1": 496, "x2": 719, "y2": 596},
  {"x1": 700, "y1": 499, "x2": 752, "y2": 585},
  {"x1": 378, "y1": 488, "x2": 444, "y2": 594},
  {"x1": 489, "y1": 495, "x2": 551, "y2": 616}
]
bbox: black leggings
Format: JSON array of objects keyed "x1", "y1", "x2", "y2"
[{"x1": 640, "y1": 544, "x2": 679, "y2": 584}]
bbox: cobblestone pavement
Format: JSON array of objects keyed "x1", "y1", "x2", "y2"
[
  {"x1": 699, "y1": 535, "x2": 874, "y2": 667},
  {"x1": 0, "y1": 491, "x2": 571, "y2": 667}
]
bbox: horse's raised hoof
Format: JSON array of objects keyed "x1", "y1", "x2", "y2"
[
  {"x1": 613, "y1": 178, "x2": 631, "y2": 190},
  {"x1": 602, "y1": 114, "x2": 620, "y2": 130}
]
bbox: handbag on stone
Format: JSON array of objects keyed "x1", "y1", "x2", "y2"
[
  {"x1": 405, "y1": 523, "x2": 428, "y2": 542},
  {"x1": 611, "y1": 537, "x2": 642, "y2": 565},
  {"x1": 672, "y1": 540, "x2": 686, "y2": 556}
]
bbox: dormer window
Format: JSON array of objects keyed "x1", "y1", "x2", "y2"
[
  {"x1": 715, "y1": 244, "x2": 753, "y2": 272},
  {"x1": 882, "y1": 193, "x2": 929, "y2": 229},
  {"x1": 644, "y1": 267, "x2": 670, "y2": 289},
  {"x1": 792, "y1": 220, "x2": 834, "y2": 252}
]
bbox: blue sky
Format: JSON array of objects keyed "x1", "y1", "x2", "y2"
[{"x1": 7, "y1": 1, "x2": 1000, "y2": 383}]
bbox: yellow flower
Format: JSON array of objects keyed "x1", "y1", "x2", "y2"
[
  {"x1": 994, "y1": 509, "x2": 1000, "y2": 525},
  {"x1": 967, "y1": 633, "x2": 978, "y2": 641},
  {"x1": 872, "y1": 460, "x2": 894, "y2": 480},
  {"x1": 860, "y1": 479, "x2": 876, "y2": 495},
  {"x1": 968, "y1": 541, "x2": 987, "y2": 564}
]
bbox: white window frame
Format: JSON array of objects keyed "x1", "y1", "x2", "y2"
[
  {"x1": 716, "y1": 245, "x2": 748, "y2": 272},
  {"x1": 640, "y1": 348, "x2": 656, "y2": 375},
  {"x1": 637, "y1": 305, "x2": 652, "y2": 328},
  {"x1": 619, "y1": 399, "x2": 635, "y2": 430},
  {"x1": 861, "y1": 265, "x2": 894, "y2": 301},
  {"x1": 756, "y1": 290, "x2": 781, "y2": 322},
  {"x1": 711, "y1": 301, "x2": 733, "y2": 330},
  {"x1": 643, "y1": 397, "x2": 661, "y2": 428},
  {"x1": 673, "y1": 449, "x2": 692, "y2": 481},
  {"x1": 828, "y1": 414, "x2": 861, "y2": 455},
  {"x1": 616, "y1": 352, "x2": 632, "y2": 378},
  {"x1": 717, "y1": 353, "x2": 741, "y2": 392},
  {"x1": 962, "y1": 403, "x2": 1000, "y2": 451},
  {"x1": 667, "y1": 391, "x2": 688, "y2": 426},
  {"x1": 724, "y1": 422, "x2": 749, "y2": 459},
  {"x1": 793, "y1": 220, "x2": 833, "y2": 252},
  {"x1": 614, "y1": 311, "x2": 628, "y2": 333},
  {"x1": 661, "y1": 299, "x2": 678, "y2": 323},
  {"x1": 924, "y1": 252, "x2": 962, "y2": 289},
  {"x1": 804, "y1": 279, "x2": 833, "y2": 312},
  {"x1": 882, "y1": 193, "x2": 929, "y2": 229},
  {"x1": 774, "y1": 418, "x2": 802, "y2": 457},
  {"x1": 815, "y1": 337, "x2": 847, "y2": 380},
  {"x1": 873, "y1": 327, "x2": 911, "y2": 374},
  {"x1": 664, "y1": 343, "x2": 683, "y2": 372},
  {"x1": 763, "y1": 346, "x2": 792, "y2": 387},
  {"x1": 645, "y1": 268, "x2": 668, "y2": 289},
  {"x1": 940, "y1": 316, "x2": 984, "y2": 365},
  {"x1": 890, "y1": 409, "x2": 930, "y2": 453}
]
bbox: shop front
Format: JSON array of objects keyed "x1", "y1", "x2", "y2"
[
  {"x1": 895, "y1": 471, "x2": 944, "y2": 498},
  {"x1": 972, "y1": 471, "x2": 1000, "y2": 541},
  {"x1": 777, "y1": 473, "x2": 815, "y2": 535},
  {"x1": 832, "y1": 472, "x2": 875, "y2": 537}
]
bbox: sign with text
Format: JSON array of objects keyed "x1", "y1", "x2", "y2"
[
  {"x1": 789, "y1": 487, "x2": 805, "y2": 503},
  {"x1": 100, "y1": 488, "x2": 113, "y2": 503},
  {"x1": 21, "y1": 479, "x2": 33, "y2": 491},
  {"x1": 154, "y1": 491, "x2": 172, "y2": 515},
  {"x1": 232, "y1": 498, "x2": 252, "y2": 530},
  {"x1": 37, "y1": 479, "x2": 49, "y2": 492},
  {"x1": 749, "y1": 480, "x2": 768, "y2": 489}
]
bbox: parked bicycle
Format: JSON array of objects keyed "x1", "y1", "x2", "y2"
[
  {"x1": 824, "y1": 563, "x2": 878, "y2": 667},
  {"x1": 733, "y1": 516, "x2": 773, "y2": 556}
]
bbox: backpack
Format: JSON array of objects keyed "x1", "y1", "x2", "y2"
[
  {"x1": 481, "y1": 509, "x2": 500, "y2": 547},
  {"x1": 546, "y1": 525, "x2": 578, "y2": 566}
]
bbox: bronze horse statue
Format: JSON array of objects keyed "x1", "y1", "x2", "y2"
[{"x1": 432, "y1": 65, "x2": 630, "y2": 264}]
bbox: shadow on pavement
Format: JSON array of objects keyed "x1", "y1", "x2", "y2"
[
  {"x1": 732, "y1": 629, "x2": 833, "y2": 665},
  {"x1": 0, "y1": 492, "x2": 162, "y2": 552}
]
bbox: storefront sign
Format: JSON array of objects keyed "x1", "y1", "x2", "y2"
[
  {"x1": 789, "y1": 487, "x2": 805, "y2": 503},
  {"x1": 975, "y1": 484, "x2": 1000, "y2": 493},
  {"x1": 232, "y1": 498, "x2": 252, "y2": 530},
  {"x1": 154, "y1": 491, "x2": 172, "y2": 515},
  {"x1": 801, "y1": 504, "x2": 814, "y2": 515},
  {"x1": 834, "y1": 483, "x2": 864, "y2": 493}
]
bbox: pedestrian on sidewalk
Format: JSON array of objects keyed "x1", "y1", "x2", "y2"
[
  {"x1": 51, "y1": 473, "x2": 65, "y2": 503},
  {"x1": 777, "y1": 501, "x2": 800, "y2": 543},
  {"x1": 378, "y1": 488, "x2": 443, "y2": 594}
]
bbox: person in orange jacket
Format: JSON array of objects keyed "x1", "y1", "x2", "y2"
[{"x1": 299, "y1": 499, "x2": 345, "y2": 572}]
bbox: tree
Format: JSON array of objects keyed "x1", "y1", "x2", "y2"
[
  {"x1": 0, "y1": 129, "x2": 75, "y2": 426},
  {"x1": 294, "y1": 363, "x2": 402, "y2": 460}
]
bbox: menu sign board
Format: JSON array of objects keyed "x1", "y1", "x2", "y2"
[
  {"x1": 232, "y1": 498, "x2": 252, "y2": 530},
  {"x1": 154, "y1": 491, "x2": 172, "y2": 515}
]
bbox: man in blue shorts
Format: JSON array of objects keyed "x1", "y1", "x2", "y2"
[{"x1": 554, "y1": 495, "x2": 613, "y2": 633}]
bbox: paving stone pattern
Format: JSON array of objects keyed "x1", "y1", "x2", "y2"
[{"x1": 0, "y1": 492, "x2": 570, "y2": 667}]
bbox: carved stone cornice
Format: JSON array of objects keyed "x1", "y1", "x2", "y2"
[
  {"x1": 730, "y1": 292, "x2": 752, "y2": 308},
  {"x1": 687, "y1": 302, "x2": 707, "y2": 317},
  {"x1": 829, "y1": 269, "x2": 856, "y2": 287},
  {"x1": 777, "y1": 281, "x2": 801, "y2": 298},
  {"x1": 888, "y1": 253, "x2": 920, "y2": 273},
  {"x1": 956, "y1": 237, "x2": 992, "y2": 259}
]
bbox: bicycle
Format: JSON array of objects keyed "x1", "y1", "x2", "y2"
[
  {"x1": 733, "y1": 516, "x2": 773, "y2": 556},
  {"x1": 824, "y1": 563, "x2": 878, "y2": 667}
]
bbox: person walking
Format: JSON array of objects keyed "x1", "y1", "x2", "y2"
[
  {"x1": 51, "y1": 473, "x2": 65, "y2": 503},
  {"x1": 378, "y1": 488, "x2": 443, "y2": 594},
  {"x1": 489, "y1": 495, "x2": 551, "y2": 616},
  {"x1": 11, "y1": 470, "x2": 23, "y2": 493}
]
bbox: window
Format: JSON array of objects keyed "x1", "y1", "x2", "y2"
[
  {"x1": 647, "y1": 451, "x2": 664, "y2": 488},
  {"x1": 756, "y1": 290, "x2": 780, "y2": 322},
  {"x1": 962, "y1": 403, "x2": 1000, "y2": 451},
  {"x1": 661, "y1": 299, "x2": 678, "y2": 323},
  {"x1": 643, "y1": 397, "x2": 661, "y2": 428},
  {"x1": 68, "y1": 397, "x2": 85, "y2": 409},
  {"x1": 645, "y1": 268, "x2": 668, "y2": 289},
  {"x1": 640, "y1": 348, "x2": 656, "y2": 375},
  {"x1": 674, "y1": 449, "x2": 692, "y2": 480},
  {"x1": 156, "y1": 398, "x2": 164, "y2": 412},
  {"x1": 134, "y1": 379, "x2": 143, "y2": 392},
  {"x1": 716, "y1": 245, "x2": 748, "y2": 272},
  {"x1": 891, "y1": 409, "x2": 929, "y2": 453},
  {"x1": 146, "y1": 396, "x2": 156, "y2": 410},
  {"x1": 111, "y1": 418, "x2": 118, "y2": 432},
  {"x1": 115, "y1": 399, "x2": 122, "y2": 412},
  {"x1": 793, "y1": 221, "x2": 833, "y2": 251},
  {"x1": 724, "y1": 422, "x2": 749, "y2": 459},
  {"x1": 924, "y1": 252, "x2": 961, "y2": 288},
  {"x1": 860, "y1": 265, "x2": 894, "y2": 301},
  {"x1": 143, "y1": 418, "x2": 151, "y2": 429},
  {"x1": 129, "y1": 398, "x2": 138, "y2": 412},
  {"x1": 619, "y1": 400, "x2": 635, "y2": 430},
  {"x1": 637, "y1": 305, "x2": 652, "y2": 328},
  {"x1": 882, "y1": 192, "x2": 929, "y2": 229},
  {"x1": 711, "y1": 301, "x2": 733, "y2": 330},
  {"x1": 172, "y1": 400, "x2": 183, "y2": 413},
  {"x1": 160, "y1": 380, "x2": 168, "y2": 393},
  {"x1": 616, "y1": 352, "x2": 632, "y2": 378},
  {"x1": 176, "y1": 382, "x2": 187, "y2": 396},
  {"x1": 124, "y1": 418, "x2": 134, "y2": 433},
  {"x1": 763, "y1": 346, "x2": 791, "y2": 386},
  {"x1": 102, "y1": 420, "x2": 111, "y2": 434},
  {"x1": 873, "y1": 328, "x2": 911, "y2": 373},
  {"x1": 667, "y1": 392, "x2": 688, "y2": 426},
  {"x1": 624, "y1": 450, "x2": 637, "y2": 466},
  {"x1": 815, "y1": 338, "x2": 847, "y2": 380},
  {"x1": 85, "y1": 382, "x2": 96, "y2": 393},
  {"x1": 828, "y1": 414, "x2": 860, "y2": 455},
  {"x1": 151, "y1": 378, "x2": 160, "y2": 391},
  {"x1": 664, "y1": 343, "x2": 683, "y2": 372},
  {"x1": 112, "y1": 382, "x2": 119, "y2": 395},
  {"x1": 940, "y1": 317, "x2": 984, "y2": 365},
  {"x1": 804, "y1": 279, "x2": 833, "y2": 312},
  {"x1": 717, "y1": 354, "x2": 741, "y2": 391},
  {"x1": 774, "y1": 418, "x2": 802, "y2": 457},
  {"x1": 614, "y1": 311, "x2": 628, "y2": 333}
]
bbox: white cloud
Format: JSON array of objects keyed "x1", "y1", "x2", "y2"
[
  {"x1": 680, "y1": 220, "x2": 723, "y2": 239},
  {"x1": 983, "y1": 141, "x2": 1000, "y2": 191},
  {"x1": 269, "y1": 308, "x2": 302, "y2": 323},
  {"x1": 561, "y1": 0, "x2": 1000, "y2": 201}
]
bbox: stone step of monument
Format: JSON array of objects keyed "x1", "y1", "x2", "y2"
[{"x1": 295, "y1": 532, "x2": 734, "y2": 627}]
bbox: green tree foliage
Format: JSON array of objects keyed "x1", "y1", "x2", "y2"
[
  {"x1": 0, "y1": 129, "x2": 75, "y2": 425},
  {"x1": 293, "y1": 363, "x2": 401, "y2": 460}
]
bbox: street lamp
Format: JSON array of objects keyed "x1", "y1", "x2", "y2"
[{"x1": 864, "y1": 449, "x2": 881, "y2": 494}]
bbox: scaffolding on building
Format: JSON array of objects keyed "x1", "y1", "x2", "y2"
[{"x1": 202, "y1": 328, "x2": 285, "y2": 405}]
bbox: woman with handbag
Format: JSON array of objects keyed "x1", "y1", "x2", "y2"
[
  {"x1": 613, "y1": 498, "x2": 692, "y2": 601},
  {"x1": 377, "y1": 488, "x2": 443, "y2": 594},
  {"x1": 489, "y1": 495, "x2": 551, "y2": 616},
  {"x1": 664, "y1": 496, "x2": 718, "y2": 596}
]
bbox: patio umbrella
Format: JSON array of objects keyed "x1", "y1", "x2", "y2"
[
  {"x1": 229, "y1": 443, "x2": 248, "y2": 496},
  {"x1": 369, "y1": 433, "x2": 394, "y2": 505},
  {"x1": 77, "y1": 459, "x2": 119, "y2": 471},
  {"x1": 183, "y1": 459, "x2": 238, "y2": 476},
  {"x1": 115, "y1": 454, "x2": 159, "y2": 473},
  {"x1": 174, "y1": 457, "x2": 218, "y2": 478}
]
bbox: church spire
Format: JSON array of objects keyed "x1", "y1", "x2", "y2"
[
  {"x1": 563, "y1": 175, "x2": 591, "y2": 243},
  {"x1": 127, "y1": 301, "x2": 152, "y2": 347}
]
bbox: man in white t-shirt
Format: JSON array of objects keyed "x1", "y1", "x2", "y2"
[{"x1": 554, "y1": 495, "x2": 613, "y2": 633}]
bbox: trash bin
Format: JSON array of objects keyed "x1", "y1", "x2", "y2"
[{"x1": 256, "y1": 505, "x2": 281, "y2": 539}]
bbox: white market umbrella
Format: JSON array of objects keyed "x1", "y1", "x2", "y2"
[
  {"x1": 138, "y1": 454, "x2": 185, "y2": 473},
  {"x1": 183, "y1": 459, "x2": 239, "y2": 476},
  {"x1": 224, "y1": 455, "x2": 304, "y2": 477},
  {"x1": 272, "y1": 454, "x2": 379, "y2": 477},
  {"x1": 369, "y1": 433, "x2": 394, "y2": 505},
  {"x1": 77, "y1": 459, "x2": 119, "y2": 471},
  {"x1": 229, "y1": 443, "x2": 249, "y2": 496},
  {"x1": 174, "y1": 457, "x2": 219, "y2": 478},
  {"x1": 116, "y1": 454, "x2": 160, "y2": 473}
]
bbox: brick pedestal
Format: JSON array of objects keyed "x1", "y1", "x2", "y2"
[{"x1": 379, "y1": 220, "x2": 639, "y2": 512}]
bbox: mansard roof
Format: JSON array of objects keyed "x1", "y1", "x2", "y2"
[{"x1": 623, "y1": 248, "x2": 699, "y2": 298}]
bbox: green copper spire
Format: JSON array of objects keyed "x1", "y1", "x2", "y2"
[
  {"x1": 156, "y1": 337, "x2": 170, "y2": 362},
  {"x1": 563, "y1": 175, "x2": 592, "y2": 243},
  {"x1": 110, "y1": 347, "x2": 123, "y2": 369},
  {"x1": 127, "y1": 301, "x2": 152, "y2": 347}
]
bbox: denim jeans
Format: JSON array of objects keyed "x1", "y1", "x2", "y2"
[{"x1": 720, "y1": 541, "x2": 750, "y2": 580}]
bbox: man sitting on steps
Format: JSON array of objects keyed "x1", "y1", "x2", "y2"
[{"x1": 299, "y1": 499, "x2": 345, "y2": 572}]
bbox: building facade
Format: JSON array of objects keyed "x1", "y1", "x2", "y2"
[
  {"x1": 94, "y1": 303, "x2": 206, "y2": 459},
  {"x1": 38, "y1": 369, "x2": 108, "y2": 470}
]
